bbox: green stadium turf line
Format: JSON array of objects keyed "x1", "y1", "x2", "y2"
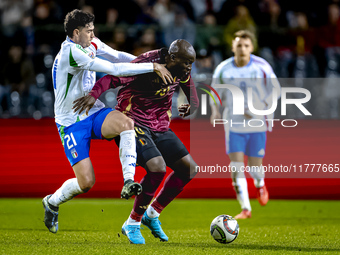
[{"x1": 0, "y1": 199, "x2": 339, "y2": 254}]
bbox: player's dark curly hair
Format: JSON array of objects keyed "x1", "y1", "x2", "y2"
[{"x1": 64, "y1": 9, "x2": 95, "y2": 37}]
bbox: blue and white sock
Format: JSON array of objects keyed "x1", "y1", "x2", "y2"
[{"x1": 119, "y1": 130, "x2": 137, "y2": 181}]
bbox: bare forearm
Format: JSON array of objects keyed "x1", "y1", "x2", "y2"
[{"x1": 181, "y1": 78, "x2": 199, "y2": 114}]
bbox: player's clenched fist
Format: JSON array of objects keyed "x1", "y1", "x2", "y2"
[
  {"x1": 72, "y1": 95, "x2": 96, "y2": 115},
  {"x1": 178, "y1": 103, "x2": 191, "y2": 117}
]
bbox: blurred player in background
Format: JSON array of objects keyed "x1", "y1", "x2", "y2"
[
  {"x1": 42, "y1": 9, "x2": 172, "y2": 234},
  {"x1": 73, "y1": 39, "x2": 199, "y2": 244},
  {"x1": 210, "y1": 30, "x2": 281, "y2": 219}
]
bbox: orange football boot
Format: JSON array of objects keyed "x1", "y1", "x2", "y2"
[
  {"x1": 234, "y1": 209, "x2": 252, "y2": 219},
  {"x1": 257, "y1": 185, "x2": 269, "y2": 206}
]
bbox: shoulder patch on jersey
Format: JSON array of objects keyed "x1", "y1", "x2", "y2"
[
  {"x1": 76, "y1": 44, "x2": 88, "y2": 54},
  {"x1": 69, "y1": 49, "x2": 78, "y2": 67},
  {"x1": 88, "y1": 52, "x2": 95, "y2": 59}
]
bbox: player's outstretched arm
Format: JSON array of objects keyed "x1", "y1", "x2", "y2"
[
  {"x1": 73, "y1": 95, "x2": 95, "y2": 116},
  {"x1": 94, "y1": 38, "x2": 136, "y2": 63},
  {"x1": 72, "y1": 43, "x2": 172, "y2": 82},
  {"x1": 79, "y1": 49, "x2": 171, "y2": 81},
  {"x1": 91, "y1": 60, "x2": 172, "y2": 84}
]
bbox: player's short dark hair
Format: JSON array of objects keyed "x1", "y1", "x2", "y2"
[
  {"x1": 64, "y1": 9, "x2": 95, "y2": 37},
  {"x1": 233, "y1": 30, "x2": 256, "y2": 46}
]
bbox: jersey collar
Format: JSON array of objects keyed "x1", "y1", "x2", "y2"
[
  {"x1": 66, "y1": 36, "x2": 75, "y2": 44},
  {"x1": 232, "y1": 54, "x2": 253, "y2": 68}
]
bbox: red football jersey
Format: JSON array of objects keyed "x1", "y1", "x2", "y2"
[{"x1": 90, "y1": 49, "x2": 199, "y2": 132}]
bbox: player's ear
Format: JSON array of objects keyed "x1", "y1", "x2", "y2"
[
  {"x1": 170, "y1": 54, "x2": 176, "y2": 61},
  {"x1": 73, "y1": 28, "x2": 79, "y2": 38},
  {"x1": 250, "y1": 43, "x2": 254, "y2": 53},
  {"x1": 231, "y1": 40, "x2": 235, "y2": 53}
]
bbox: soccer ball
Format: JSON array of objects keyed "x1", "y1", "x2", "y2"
[{"x1": 210, "y1": 215, "x2": 239, "y2": 244}]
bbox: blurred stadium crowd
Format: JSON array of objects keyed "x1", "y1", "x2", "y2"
[{"x1": 1, "y1": 0, "x2": 340, "y2": 119}]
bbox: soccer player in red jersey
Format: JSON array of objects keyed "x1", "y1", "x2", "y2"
[{"x1": 73, "y1": 39, "x2": 199, "y2": 244}]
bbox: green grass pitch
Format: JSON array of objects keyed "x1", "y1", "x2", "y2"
[{"x1": 0, "y1": 198, "x2": 339, "y2": 254}]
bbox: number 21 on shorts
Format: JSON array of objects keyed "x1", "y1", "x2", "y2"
[{"x1": 64, "y1": 133, "x2": 77, "y2": 149}]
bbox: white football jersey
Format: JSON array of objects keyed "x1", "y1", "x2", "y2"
[
  {"x1": 52, "y1": 36, "x2": 154, "y2": 127},
  {"x1": 211, "y1": 54, "x2": 281, "y2": 133}
]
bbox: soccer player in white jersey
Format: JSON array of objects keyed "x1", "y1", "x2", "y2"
[
  {"x1": 42, "y1": 9, "x2": 172, "y2": 233},
  {"x1": 210, "y1": 30, "x2": 281, "y2": 219}
]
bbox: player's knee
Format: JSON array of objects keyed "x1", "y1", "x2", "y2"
[
  {"x1": 189, "y1": 163, "x2": 198, "y2": 178},
  {"x1": 148, "y1": 164, "x2": 166, "y2": 173},
  {"x1": 178, "y1": 165, "x2": 196, "y2": 180},
  {"x1": 172, "y1": 155, "x2": 196, "y2": 179},
  {"x1": 182, "y1": 160, "x2": 197, "y2": 178},
  {"x1": 146, "y1": 157, "x2": 166, "y2": 173},
  {"x1": 79, "y1": 177, "x2": 95, "y2": 193},
  {"x1": 120, "y1": 117, "x2": 134, "y2": 131}
]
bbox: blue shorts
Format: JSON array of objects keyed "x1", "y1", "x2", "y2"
[
  {"x1": 226, "y1": 131, "x2": 267, "y2": 158},
  {"x1": 56, "y1": 108, "x2": 114, "y2": 166}
]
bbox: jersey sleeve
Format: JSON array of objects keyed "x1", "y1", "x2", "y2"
[
  {"x1": 263, "y1": 67, "x2": 281, "y2": 106},
  {"x1": 89, "y1": 75, "x2": 137, "y2": 100},
  {"x1": 69, "y1": 44, "x2": 154, "y2": 77},
  {"x1": 69, "y1": 43, "x2": 95, "y2": 68},
  {"x1": 92, "y1": 37, "x2": 136, "y2": 63},
  {"x1": 89, "y1": 75, "x2": 120, "y2": 100}
]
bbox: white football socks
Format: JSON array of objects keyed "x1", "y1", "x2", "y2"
[
  {"x1": 249, "y1": 165, "x2": 265, "y2": 188},
  {"x1": 127, "y1": 216, "x2": 141, "y2": 225},
  {"x1": 230, "y1": 161, "x2": 251, "y2": 211},
  {"x1": 146, "y1": 205, "x2": 160, "y2": 218},
  {"x1": 48, "y1": 178, "x2": 83, "y2": 207},
  {"x1": 119, "y1": 130, "x2": 137, "y2": 182}
]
